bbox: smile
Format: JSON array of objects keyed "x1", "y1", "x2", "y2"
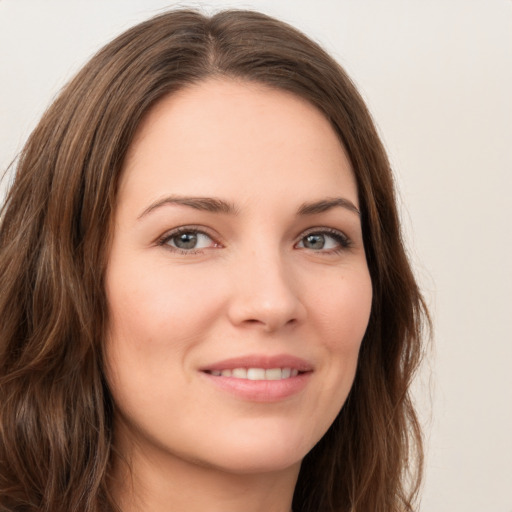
[
  {"x1": 200, "y1": 354, "x2": 313, "y2": 401},
  {"x1": 205, "y1": 368, "x2": 300, "y2": 380}
]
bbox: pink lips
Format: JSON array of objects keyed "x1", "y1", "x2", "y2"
[
  {"x1": 201, "y1": 354, "x2": 313, "y2": 372},
  {"x1": 199, "y1": 354, "x2": 313, "y2": 402}
]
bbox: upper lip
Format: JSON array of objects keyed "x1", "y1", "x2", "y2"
[{"x1": 200, "y1": 354, "x2": 314, "y2": 372}]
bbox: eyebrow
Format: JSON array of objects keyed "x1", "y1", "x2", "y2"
[
  {"x1": 138, "y1": 196, "x2": 238, "y2": 219},
  {"x1": 297, "y1": 197, "x2": 360, "y2": 216},
  {"x1": 137, "y1": 195, "x2": 360, "y2": 219}
]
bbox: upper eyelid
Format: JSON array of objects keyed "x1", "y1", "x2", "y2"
[
  {"x1": 157, "y1": 225, "x2": 219, "y2": 246},
  {"x1": 299, "y1": 226, "x2": 346, "y2": 235},
  {"x1": 297, "y1": 226, "x2": 350, "y2": 240}
]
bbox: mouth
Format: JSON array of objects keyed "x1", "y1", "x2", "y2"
[
  {"x1": 204, "y1": 367, "x2": 301, "y2": 380},
  {"x1": 199, "y1": 354, "x2": 313, "y2": 402}
]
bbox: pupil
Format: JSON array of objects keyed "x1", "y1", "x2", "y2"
[
  {"x1": 175, "y1": 232, "x2": 197, "y2": 249},
  {"x1": 304, "y1": 234, "x2": 325, "y2": 249}
]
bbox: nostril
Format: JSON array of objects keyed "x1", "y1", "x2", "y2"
[{"x1": 242, "y1": 319, "x2": 263, "y2": 325}]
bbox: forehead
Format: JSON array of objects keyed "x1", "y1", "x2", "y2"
[{"x1": 119, "y1": 78, "x2": 357, "y2": 211}]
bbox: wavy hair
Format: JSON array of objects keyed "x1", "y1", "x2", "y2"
[{"x1": 0, "y1": 9, "x2": 429, "y2": 512}]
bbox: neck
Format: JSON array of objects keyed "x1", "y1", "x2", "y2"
[{"x1": 109, "y1": 437, "x2": 299, "y2": 512}]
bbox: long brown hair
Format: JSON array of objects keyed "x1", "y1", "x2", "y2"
[{"x1": 0, "y1": 9, "x2": 429, "y2": 512}]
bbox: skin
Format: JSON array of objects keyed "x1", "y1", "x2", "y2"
[{"x1": 104, "y1": 78, "x2": 373, "y2": 512}]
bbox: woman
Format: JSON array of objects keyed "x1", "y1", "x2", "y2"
[{"x1": 0, "y1": 9, "x2": 428, "y2": 512}]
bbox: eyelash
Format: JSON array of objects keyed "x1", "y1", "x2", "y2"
[
  {"x1": 157, "y1": 226, "x2": 219, "y2": 255},
  {"x1": 298, "y1": 227, "x2": 352, "y2": 254},
  {"x1": 157, "y1": 226, "x2": 352, "y2": 255}
]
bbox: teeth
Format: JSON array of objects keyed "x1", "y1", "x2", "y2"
[
  {"x1": 265, "y1": 368, "x2": 282, "y2": 380},
  {"x1": 247, "y1": 368, "x2": 265, "y2": 380},
  {"x1": 210, "y1": 367, "x2": 299, "y2": 380},
  {"x1": 231, "y1": 368, "x2": 247, "y2": 379}
]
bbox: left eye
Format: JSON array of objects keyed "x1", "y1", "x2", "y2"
[
  {"x1": 163, "y1": 230, "x2": 215, "y2": 251},
  {"x1": 296, "y1": 231, "x2": 348, "y2": 251}
]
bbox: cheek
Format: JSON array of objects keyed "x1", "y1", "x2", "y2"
[
  {"x1": 312, "y1": 268, "x2": 373, "y2": 349},
  {"x1": 103, "y1": 265, "x2": 213, "y2": 427},
  {"x1": 308, "y1": 267, "x2": 372, "y2": 403},
  {"x1": 287, "y1": 267, "x2": 372, "y2": 447},
  {"x1": 105, "y1": 260, "x2": 224, "y2": 351}
]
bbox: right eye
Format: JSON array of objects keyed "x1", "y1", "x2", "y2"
[{"x1": 159, "y1": 228, "x2": 218, "y2": 253}]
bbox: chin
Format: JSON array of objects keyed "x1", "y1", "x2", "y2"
[
  {"x1": 204, "y1": 448, "x2": 304, "y2": 476},
  {"x1": 194, "y1": 428, "x2": 318, "y2": 475}
]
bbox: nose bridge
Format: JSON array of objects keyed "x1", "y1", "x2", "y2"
[{"x1": 227, "y1": 237, "x2": 305, "y2": 331}]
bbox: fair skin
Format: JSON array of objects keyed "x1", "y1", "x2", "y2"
[{"x1": 104, "y1": 78, "x2": 373, "y2": 512}]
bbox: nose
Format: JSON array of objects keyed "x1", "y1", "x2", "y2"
[{"x1": 226, "y1": 249, "x2": 306, "y2": 332}]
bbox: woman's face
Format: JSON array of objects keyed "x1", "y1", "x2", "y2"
[{"x1": 105, "y1": 79, "x2": 372, "y2": 475}]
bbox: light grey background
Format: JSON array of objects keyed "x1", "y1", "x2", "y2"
[{"x1": 1, "y1": 1, "x2": 511, "y2": 511}]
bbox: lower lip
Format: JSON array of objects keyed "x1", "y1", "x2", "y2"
[{"x1": 200, "y1": 372, "x2": 311, "y2": 402}]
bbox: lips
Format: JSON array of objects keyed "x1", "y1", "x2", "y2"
[
  {"x1": 200, "y1": 354, "x2": 313, "y2": 373},
  {"x1": 199, "y1": 354, "x2": 313, "y2": 402}
]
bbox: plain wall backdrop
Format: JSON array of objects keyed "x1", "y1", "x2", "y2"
[{"x1": 1, "y1": 1, "x2": 511, "y2": 510}]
